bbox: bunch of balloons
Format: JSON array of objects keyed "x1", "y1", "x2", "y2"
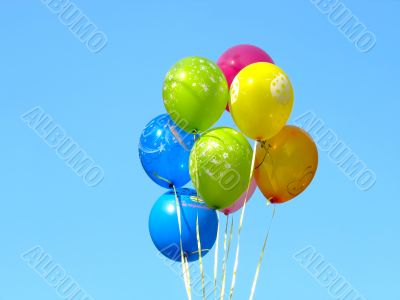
[{"x1": 139, "y1": 44, "x2": 318, "y2": 275}]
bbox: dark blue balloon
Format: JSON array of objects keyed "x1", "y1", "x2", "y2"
[
  {"x1": 139, "y1": 114, "x2": 196, "y2": 188},
  {"x1": 149, "y1": 188, "x2": 218, "y2": 262}
]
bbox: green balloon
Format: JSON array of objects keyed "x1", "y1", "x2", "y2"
[
  {"x1": 163, "y1": 57, "x2": 229, "y2": 133},
  {"x1": 189, "y1": 127, "x2": 253, "y2": 209}
]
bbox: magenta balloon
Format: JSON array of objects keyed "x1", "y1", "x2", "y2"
[
  {"x1": 220, "y1": 178, "x2": 257, "y2": 215},
  {"x1": 217, "y1": 44, "x2": 274, "y2": 88},
  {"x1": 217, "y1": 44, "x2": 274, "y2": 112}
]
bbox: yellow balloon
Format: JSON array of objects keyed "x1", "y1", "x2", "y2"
[
  {"x1": 254, "y1": 126, "x2": 318, "y2": 204},
  {"x1": 229, "y1": 62, "x2": 294, "y2": 140}
]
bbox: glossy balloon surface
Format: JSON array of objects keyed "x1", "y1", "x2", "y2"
[
  {"x1": 229, "y1": 62, "x2": 294, "y2": 140},
  {"x1": 189, "y1": 127, "x2": 253, "y2": 209},
  {"x1": 148, "y1": 188, "x2": 219, "y2": 261},
  {"x1": 217, "y1": 44, "x2": 274, "y2": 88},
  {"x1": 163, "y1": 57, "x2": 229, "y2": 133},
  {"x1": 139, "y1": 114, "x2": 196, "y2": 188},
  {"x1": 255, "y1": 126, "x2": 318, "y2": 203},
  {"x1": 220, "y1": 177, "x2": 257, "y2": 215}
]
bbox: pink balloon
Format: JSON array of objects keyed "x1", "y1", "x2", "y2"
[
  {"x1": 220, "y1": 178, "x2": 257, "y2": 215},
  {"x1": 217, "y1": 44, "x2": 274, "y2": 112}
]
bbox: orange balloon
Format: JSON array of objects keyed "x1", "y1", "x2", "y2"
[{"x1": 254, "y1": 125, "x2": 318, "y2": 204}]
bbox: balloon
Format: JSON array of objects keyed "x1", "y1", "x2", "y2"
[
  {"x1": 229, "y1": 62, "x2": 294, "y2": 141},
  {"x1": 163, "y1": 57, "x2": 229, "y2": 133},
  {"x1": 139, "y1": 114, "x2": 196, "y2": 189},
  {"x1": 220, "y1": 177, "x2": 257, "y2": 215},
  {"x1": 217, "y1": 44, "x2": 274, "y2": 111},
  {"x1": 189, "y1": 127, "x2": 253, "y2": 210},
  {"x1": 148, "y1": 188, "x2": 219, "y2": 262},
  {"x1": 254, "y1": 126, "x2": 318, "y2": 204}
]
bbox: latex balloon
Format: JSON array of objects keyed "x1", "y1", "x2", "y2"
[
  {"x1": 139, "y1": 114, "x2": 196, "y2": 189},
  {"x1": 220, "y1": 177, "x2": 257, "y2": 215},
  {"x1": 148, "y1": 188, "x2": 218, "y2": 262},
  {"x1": 229, "y1": 62, "x2": 294, "y2": 140},
  {"x1": 217, "y1": 44, "x2": 274, "y2": 111},
  {"x1": 189, "y1": 127, "x2": 253, "y2": 210},
  {"x1": 163, "y1": 57, "x2": 229, "y2": 133},
  {"x1": 254, "y1": 126, "x2": 318, "y2": 204}
]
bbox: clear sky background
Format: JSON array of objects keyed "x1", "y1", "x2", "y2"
[{"x1": 1, "y1": 0, "x2": 399, "y2": 299}]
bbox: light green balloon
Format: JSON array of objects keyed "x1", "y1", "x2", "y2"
[
  {"x1": 189, "y1": 127, "x2": 253, "y2": 209},
  {"x1": 163, "y1": 57, "x2": 229, "y2": 133}
]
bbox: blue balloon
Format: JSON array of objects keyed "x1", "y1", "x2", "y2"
[
  {"x1": 139, "y1": 114, "x2": 196, "y2": 188},
  {"x1": 149, "y1": 188, "x2": 218, "y2": 262}
]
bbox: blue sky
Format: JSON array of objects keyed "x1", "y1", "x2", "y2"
[{"x1": 1, "y1": 0, "x2": 399, "y2": 299}]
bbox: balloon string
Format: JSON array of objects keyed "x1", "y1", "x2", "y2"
[
  {"x1": 220, "y1": 216, "x2": 234, "y2": 300},
  {"x1": 196, "y1": 215, "x2": 207, "y2": 300},
  {"x1": 248, "y1": 205, "x2": 276, "y2": 300},
  {"x1": 153, "y1": 172, "x2": 174, "y2": 187},
  {"x1": 185, "y1": 255, "x2": 192, "y2": 296},
  {"x1": 168, "y1": 120, "x2": 190, "y2": 151},
  {"x1": 193, "y1": 133, "x2": 200, "y2": 201},
  {"x1": 213, "y1": 214, "x2": 220, "y2": 300},
  {"x1": 219, "y1": 214, "x2": 229, "y2": 300},
  {"x1": 173, "y1": 185, "x2": 192, "y2": 300},
  {"x1": 192, "y1": 132, "x2": 207, "y2": 300},
  {"x1": 229, "y1": 140, "x2": 258, "y2": 300},
  {"x1": 254, "y1": 141, "x2": 267, "y2": 170}
]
